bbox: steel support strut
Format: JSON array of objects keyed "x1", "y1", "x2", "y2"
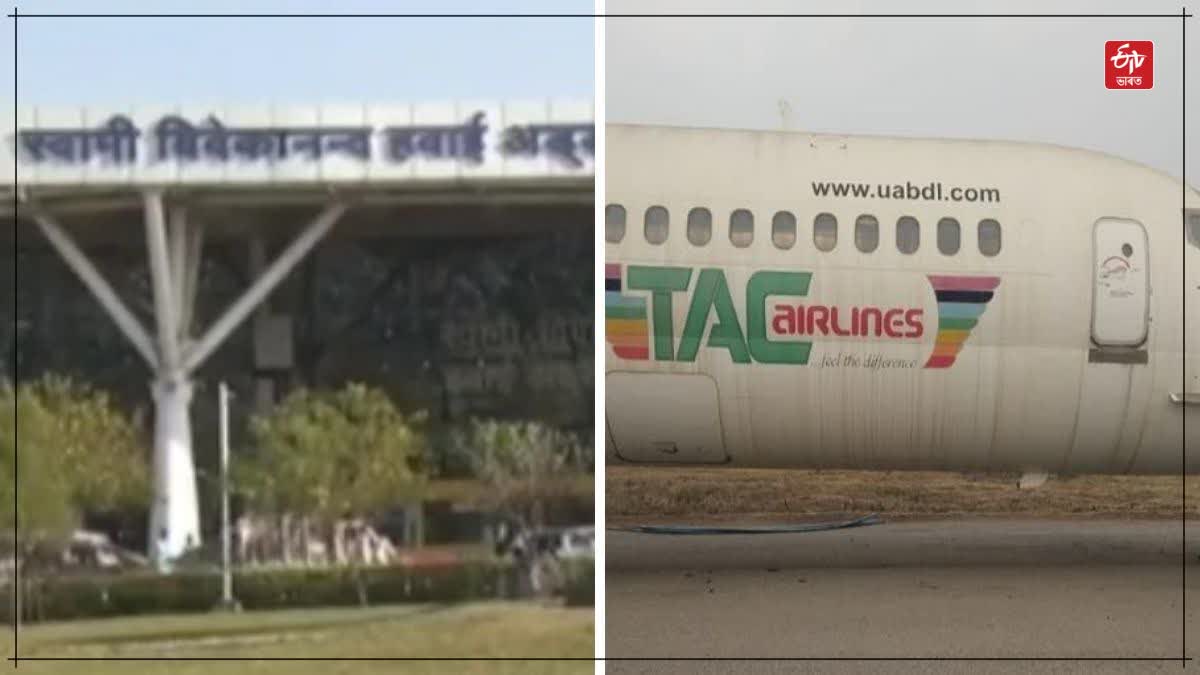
[{"x1": 25, "y1": 192, "x2": 346, "y2": 570}]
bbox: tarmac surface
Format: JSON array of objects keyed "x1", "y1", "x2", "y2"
[{"x1": 605, "y1": 518, "x2": 1200, "y2": 674}]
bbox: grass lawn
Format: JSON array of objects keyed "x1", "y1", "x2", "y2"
[
  {"x1": 608, "y1": 465, "x2": 1200, "y2": 524},
  {"x1": 4, "y1": 601, "x2": 593, "y2": 674}
]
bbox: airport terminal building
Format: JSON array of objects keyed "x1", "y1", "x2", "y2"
[{"x1": 0, "y1": 100, "x2": 594, "y2": 566}]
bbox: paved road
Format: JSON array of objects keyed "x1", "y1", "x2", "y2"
[{"x1": 605, "y1": 519, "x2": 1200, "y2": 674}]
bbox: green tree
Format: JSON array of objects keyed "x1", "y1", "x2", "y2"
[
  {"x1": 0, "y1": 386, "x2": 74, "y2": 550},
  {"x1": 0, "y1": 376, "x2": 149, "y2": 622},
  {"x1": 0, "y1": 375, "x2": 149, "y2": 539},
  {"x1": 238, "y1": 383, "x2": 428, "y2": 524},
  {"x1": 454, "y1": 419, "x2": 591, "y2": 527},
  {"x1": 28, "y1": 375, "x2": 149, "y2": 511}
]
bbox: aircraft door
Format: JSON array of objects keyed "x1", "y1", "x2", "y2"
[
  {"x1": 606, "y1": 372, "x2": 729, "y2": 463},
  {"x1": 1069, "y1": 218, "x2": 1150, "y2": 473},
  {"x1": 1091, "y1": 218, "x2": 1149, "y2": 347}
]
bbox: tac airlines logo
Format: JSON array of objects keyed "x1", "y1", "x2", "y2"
[{"x1": 604, "y1": 264, "x2": 1000, "y2": 369}]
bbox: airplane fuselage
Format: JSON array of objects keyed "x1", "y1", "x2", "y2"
[{"x1": 605, "y1": 124, "x2": 1200, "y2": 475}]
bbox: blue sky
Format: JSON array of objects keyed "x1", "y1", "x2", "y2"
[{"x1": 3, "y1": 0, "x2": 594, "y2": 106}]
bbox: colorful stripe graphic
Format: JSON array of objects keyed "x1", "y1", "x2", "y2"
[
  {"x1": 924, "y1": 275, "x2": 1001, "y2": 369},
  {"x1": 605, "y1": 263, "x2": 650, "y2": 360}
]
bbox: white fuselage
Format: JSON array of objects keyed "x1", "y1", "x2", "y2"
[{"x1": 605, "y1": 124, "x2": 1200, "y2": 475}]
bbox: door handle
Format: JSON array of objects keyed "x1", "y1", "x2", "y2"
[
  {"x1": 1169, "y1": 392, "x2": 1200, "y2": 405},
  {"x1": 653, "y1": 441, "x2": 679, "y2": 455}
]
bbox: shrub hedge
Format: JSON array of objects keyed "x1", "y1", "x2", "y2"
[
  {"x1": 3, "y1": 561, "x2": 523, "y2": 624},
  {"x1": 563, "y1": 557, "x2": 594, "y2": 607}
]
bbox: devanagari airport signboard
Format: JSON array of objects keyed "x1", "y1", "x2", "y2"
[{"x1": 2, "y1": 100, "x2": 593, "y2": 187}]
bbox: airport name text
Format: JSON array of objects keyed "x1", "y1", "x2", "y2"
[{"x1": 14, "y1": 112, "x2": 595, "y2": 168}]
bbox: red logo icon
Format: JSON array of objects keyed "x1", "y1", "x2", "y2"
[{"x1": 1105, "y1": 41, "x2": 1153, "y2": 89}]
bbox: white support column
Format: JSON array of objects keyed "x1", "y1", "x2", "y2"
[
  {"x1": 143, "y1": 192, "x2": 202, "y2": 569},
  {"x1": 167, "y1": 206, "x2": 189, "y2": 341},
  {"x1": 148, "y1": 377, "x2": 199, "y2": 567},
  {"x1": 143, "y1": 191, "x2": 181, "y2": 371},
  {"x1": 29, "y1": 211, "x2": 158, "y2": 370},
  {"x1": 183, "y1": 203, "x2": 345, "y2": 373},
  {"x1": 155, "y1": 201, "x2": 343, "y2": 568},
  {"x1": 179, "y1": 220, "x2": 205, "y2": 346},
  {"x1": 28, "y1": 194, "x2": 345, "y2": 572}
]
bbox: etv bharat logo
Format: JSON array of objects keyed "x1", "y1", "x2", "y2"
[
  {"x1": 604, "y1": 264, "x2": 999, "y2": 369},
  {"x1": 1105, "y1": 41, "x2": 1153, "y2": 90}
]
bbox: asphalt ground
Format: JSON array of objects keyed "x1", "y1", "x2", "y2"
[{"x1": 606, "y1": 519, "x2": 1199, "y2": 674}]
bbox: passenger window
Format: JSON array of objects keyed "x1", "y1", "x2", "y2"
[
  {"x1": 814, "y1": 213, "x2": 837, "y2": 252},
  {"x1": 896, "y1": 216, "x2": 919, "y2": 254},
  {"x1": 978, "y1": 219, "x2": 1002, "y2": 256},
  {"x1": 937, "y1": 217, "x2": 961, "y2": 255},
  {"x1": 605, "y1": 204, "x2": 626, "y2": 243},
  {"x1": 730, "y1": 209, "x2": 754, "y2": 248},
  {"x1": 687, "y1": 207, "x2": 712, "y2": 246},
  {"x1": 644, "y1": 205, "x2": 669, "y2": 245},
  {"x1": 855, "y1": 215, "x2": 879, "y2": 253},
  {"x1": 772, "y1": 211, "x2": 796, "y2": 249}
]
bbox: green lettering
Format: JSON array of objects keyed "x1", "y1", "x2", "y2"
[
  {"x1": 677, "y1": 268, "x2": 750, "y2": 363},
  {"x1": 627, "y1": 265, "x2": 692, "y2": 361},
  {"x1": 746, "y1": 271, "x2": 812, "y2": 364}
]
